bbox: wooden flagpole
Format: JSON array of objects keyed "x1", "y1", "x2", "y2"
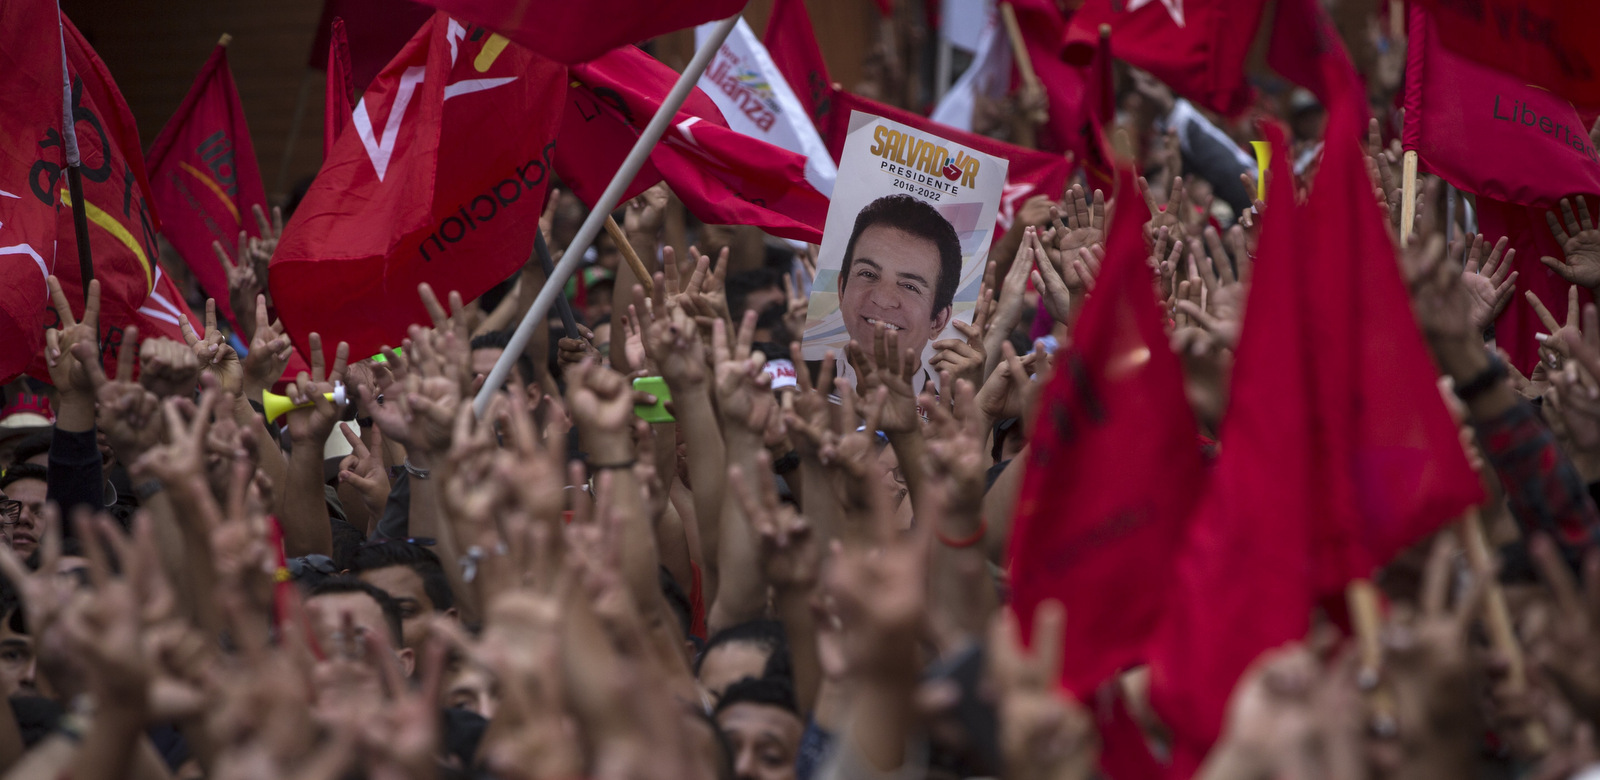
[
  {"x1": 1457, "y1": 509, "x2": 1550, "y2": 752},
  {"x1": 603, "y1": 215, "x2": 654, "y2": 297},
  {"x1": 998, "y1": 2, "x2": 1039, "y2": 94},
  {"x1": 1399, "y1": 149, "x2": 1419, "y2": 245},
  {"x1": 474, "y1": 11, "x2": 745, "y2": 415}
]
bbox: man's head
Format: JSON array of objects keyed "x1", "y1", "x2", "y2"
[
  {"x1": 469, "y1": 330, "x2": 537, "y2": 388},
  {"x1": 348, "y1": 540, "x2": 456, "y2": 653},
  {"x1": 0, "y1": 607, "x2": 39, "y2": 698},
  {"x1": 305, "y1": 577, "x2": 414, "y2": 676},
  {"x1": 714, "y1": 677, "x2": 802, "y2": 780},
  {"x1": 696, "y1": 620, "x2": 790, "y2": 704},
  {"x1": 837, "y1": 194, "x2": 963, "y2": 356},
  {"x1": 0, "y1": 465, "x2": 49, "y2": 558},
  {"x1": 442, "y1": 660, "x2": 498, "y2": 720},
  {"x1": 727, "y1": 268, "x2": 786, "y2": 322}
]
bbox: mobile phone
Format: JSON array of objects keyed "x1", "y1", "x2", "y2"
[{"x1": 632, "y1": 376, "x2": 675, "y2": 423}]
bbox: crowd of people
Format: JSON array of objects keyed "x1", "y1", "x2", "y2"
[{"x1": 0, "y1": 8, "x2": 1599, "y2": 780}]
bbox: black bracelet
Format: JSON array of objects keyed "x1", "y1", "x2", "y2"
[
  {"x1": 771, "y1": 450, "x2": 801, "y2": 475},
  {"x1": 589, "y1": 459, "x2": 637, "y2": 471},
  {"x1": 1454, "y1": 354, "x2": 1509, "y2": 402}
]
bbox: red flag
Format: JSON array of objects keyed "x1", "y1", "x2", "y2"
[
  {"x1": 146, "y1": 42, "x2": 268, "y2": 328},
  {"x1": 324, "y1": 18, "x2": 355, "y2": 158},
  {"x1": 764, "y1": 0, "x2": 835, "y2": 130},
  {"x1": 1401, "y1": 3, "x2": 1600, "y2": 208},
  {"x1": 824, "y1": 91, "x2": 1073, "y2": 234},
  {"x1": 1064, "y1": 0, "x2": 1267, "y2": 117},
  {"x1": 308, "y1": 0, "x2": 435, "y2": 90},
  {"x1": 1008, "y1": 166, "x2": 1205, "y2": 701},
  {"x1": 1413, "y1": 0, "x2": 1600, "y2": 112},
  {"x1": 411, "y1": 0, "x2": 744, "y2": 64},
  {"x1": 555, "y1": 46, "x2": 828, "y2": 243},
  {"x1": 1005, "y1": 0, "x2": 1101, "y2": 163},
  {"x1": 1151, "y1": 25, "x2": 1482, "y2": 770},
  {"x1": 0, "y1": 3, "x2": 186, "y2": 380},
  {"x1": 271, "y1": 13, "x2": 567, "y2": 362},
  {"x1": 1148, "y1": 121, "x2": 1313, "y2": 778}
]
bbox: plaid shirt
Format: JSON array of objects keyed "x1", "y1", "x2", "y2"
[{"x1": 1475, "y1": 400, "x2": 1600, "y2": 556}]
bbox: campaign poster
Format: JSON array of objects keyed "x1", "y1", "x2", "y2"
[{"x1": 800, "y1": 110, "x2": 1008, "y2": 395}]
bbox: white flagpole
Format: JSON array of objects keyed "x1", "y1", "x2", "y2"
[{"x1": 473, "y1": 12, "x2": 744, "y2": 415}]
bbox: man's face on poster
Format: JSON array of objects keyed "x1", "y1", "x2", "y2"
[{"x1": 839, "y1": 224, "x2": 952, "y2": 358}]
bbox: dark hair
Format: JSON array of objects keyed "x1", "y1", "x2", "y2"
[
  {"x1": 727, "y1": 268, "x2": 785, "y2": 319},
  {"x1": 329, "y1": 520, "x2": 368, "y2": 573},
  {"x1": 0, "y1": 464, "x2": 47, "y2": 492},
  {"x1": 9, "y1": 433, "x2": 52, "y2": 467},
  {"x1": 714, "y1": 675, "x2": 799, "y2": 718},
  {"x1": 306, "y1": 576, "x2": 405, "y2": 647},
  {"x1": 350, "y1": 540, "x2": 455, "y2": 612},
  {"x1": 695, "y1": 619, "x2": 792, "y2": 684},
  {"x1": 469, "y1": 329, "x2": 536, "y2": 384},
  {"x1": 839, "y1": 194, "x2": 963, "y2": 318},
  {"x1": 469, "y1": 330, "x2": 513, "y2": 352}
]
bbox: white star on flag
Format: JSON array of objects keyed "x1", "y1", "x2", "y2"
[{"x1": 1126, "y1": 0, "x2": 1184, "y2": 27}]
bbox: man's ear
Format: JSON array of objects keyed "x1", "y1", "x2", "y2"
[
  {"x1": 931, "y1": 306, "x2": 952, "y2": 335},
  {"x1": 397, "y1": 647, "x2": 416, "y2": 679}
]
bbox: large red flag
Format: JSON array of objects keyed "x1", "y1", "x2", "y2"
[
  {"x1": 271, "y1": 13, "x2": 567, "y2": 361},
  {"x1": 1008, "y1": 165, "x2": 1204, "y2": 700},
  {"x1": 1401, "y1": 4, "x2": 1600, "y2": 208},
  {"x1": 324, "y1": 18, "x2": 355, "y2": 159},
  {"x1": 308, "y1": 0, "x2": 435, "y2": 90},
  {"x1": 1063, "y1": 0, "x2": 1267, "y2": 117},
  {"x1": 0, "y1": 2, "x2": 196, "y2": 381},
  {"x1": 1005, "y1": 0, "x2": 1102, "y2": 163},
  {"x1": 1413, "y1": 0, "x2": 1600, "y2": 112},
  {"x1": 555, "y1": 46, "x2": 828, "y2": 243},
  {"x1": 1401, "y1": 1, "x2": 1600, "y2": 376},
  {"x1": 411, "y1": 0, "x2": 745, "y2": 65},
  {"x1": 147, "y1": 42, "x2": 268, "y2": 328},
  {"x1": 763, "y1": 0, "x2": 836, "y2": 131},
  {"x1": 1151, "y1": 10, "x2": 1483, "y2": 768}
]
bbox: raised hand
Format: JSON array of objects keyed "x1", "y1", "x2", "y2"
[
  {"x1": 44, "y1": 275, "x2": 101, "y2": 397},
  {"x1": 976, "y1": 341, "x2": 1040, "y2": 424},
  {"x1": 732, "y1": 451, "x2": 820, "y2": 590},
  {"x1": 1460, "y1": 234, "x2": 1518, "y2": 330},
  {"x1": 1187, "y1": 224, "x2": 1251, "y2": 328},
  {"x1": 336, "y1": 422, "x2": 390, "y2": 521},
  {"x1": 1028, "y1": 229, "x2": 1074, "y2": 326},
  {"x1": 245, "y1": 203, "x2": 284, "y2": 283},
  {"x1": 556, "y1": 323, "x2": 601, "y2": 372},
  {"x1": 284, "y1": 332, "x2": 349, "y2": 445},
  {"x1": 1528, "y1": 284, "x2": 1582, "y2": 369},
  {"x1": 1051, "y1": 184, "x2": 1107, "y2": 257},
  {"x1": 179, "y1": 299, "x2": 243, "y2": 395},
  {"x1": 785, "y1": 341, "x2": 836, "y2": 460},
  {"x1": 930, "y1": 298, "x2": 989, "y2": 390},
  {"x1": 81, "y1": 326, "x2": 166, "y2": 460},
  {"x1": 216, "y1": 231, "x2": 262, "y2": 342},
  {"x1": 665, "y1": 245, "x2": 732, "y2": 325},
  {"x1": 713, "y1": 311, "x2": 777, "y2": 434},
  {"x1": 566, "y1": 359, "x2": 638, "y2": 444},
  {"x1": 372, "y1": 326, "x2": 458, "y2": 455},
  {"x1": 130, "y1": 390, "x2": 222, "y2": 491},
  {"x1": 989, "y1": 601, "x2": 1098, "y2": 780},
  {"x1": 241, "y1": 294, "x2": 295, "y2": 396},
  {"x1": 1541, "y1": 196, "x2": 1600, "y2": 290},
  {"x1": 922, "y1": 377, "x2": 989, "y2": 515},
  {"x1": 847, "y1": 322, "x2": 921, "y2": 434},
  {"x1": 649, "y1": 301, "x2": 710, "y2": 390},
  {"x1": 1139, "y1": 174, "x2": 1190, "y2": 247},
  {"x1": 138, "y1": 336, "x2": 202, "y2": 399}
]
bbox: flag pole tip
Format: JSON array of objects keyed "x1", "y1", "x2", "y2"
[{"x1": 218, "y1": 33, "x2": 232, "y2": 47}]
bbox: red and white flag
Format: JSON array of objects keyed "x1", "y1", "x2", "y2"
[
  {"x1": 0, "y1": 1, "x2": 199, "y2": 381},
  {"x1": 146, "y1": 41, "x2": 268, "y2": 327},
  {"x1": 271, "y1": 13, "x2": 567, "y2": 361},
  {"x1": 693, "y1": 17, "x2": 837, "y2": 196},
  {"x1": 555, "y1": 45, "x2": 828, "y2": 243},
  {"x1": 1064, "y1": 0, "x2": 1268, "y2": 117}
]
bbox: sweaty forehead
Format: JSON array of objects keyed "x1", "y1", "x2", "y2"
[{"x1": 716, "y1": 701, "x2": 803, "y2": 743}]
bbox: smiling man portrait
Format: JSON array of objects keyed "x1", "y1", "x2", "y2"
[{"x1": 836, "y1": 194, "x2": 964, "y2": 361}]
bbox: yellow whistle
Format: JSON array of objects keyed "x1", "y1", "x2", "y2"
[{"x1": 261, "y1": 385, "x2": 347, "y2": 424}]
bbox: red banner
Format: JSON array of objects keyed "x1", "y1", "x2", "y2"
[
  {"x1": 413, "y1": 0, "x2": 744, "y2": 64},
  {"x1": 271, "y1": 13, "x2": 567, "y2": 361}
]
